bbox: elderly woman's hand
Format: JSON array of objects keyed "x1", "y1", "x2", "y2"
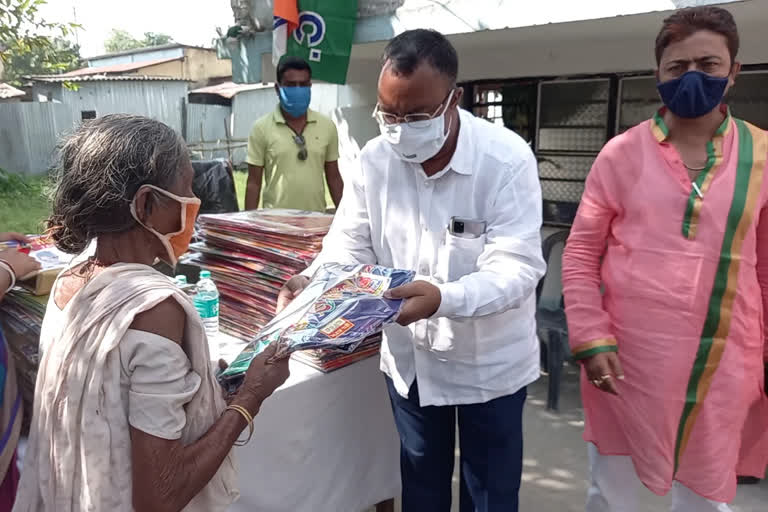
[{"x1": 234, "y1": 343, "x2": 291, "y2": 416}]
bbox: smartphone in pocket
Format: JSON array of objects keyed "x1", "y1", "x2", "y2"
[{"x1": 448, "y1": 217, "x2": 487, "y2": 239}]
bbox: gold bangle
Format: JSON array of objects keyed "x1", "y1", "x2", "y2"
[
  {"x1": 225, "y1": 404, "x2": 254, "y2": 446},
  {"x1": 226, "y1": 405, "x2": 253, "y2": 446}
]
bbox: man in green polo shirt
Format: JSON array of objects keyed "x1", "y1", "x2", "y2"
[{"x1": 245, "y1": 56, "x2": 343, "y2": 212}]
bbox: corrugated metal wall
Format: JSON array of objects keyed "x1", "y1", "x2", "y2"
[
  {"x1": 186, "y1": 103, "x2": 234, "y2": 161},
  {"x1": 230, "y1": 84, "x2": 340, "y2": 164},
  {"x1": 1, "y1": 81, "x2": 189, "y2": 175},
  {"x1": 61, "y1": 81, "x2": 188, "y2": 133},
  {"x1": 231, "y1": 88, "x2": 280, "y2": 140},
  {"x1": 0, "y1": 103, "x2": 76, "y2": 175},
  {"x1": 0, "y1": 81, "x2": 346, "y2": 174},
  {"x1": 232, "y1": 84, "x2": 340, "y2": 139}
]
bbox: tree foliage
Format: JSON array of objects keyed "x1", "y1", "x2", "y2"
[
  {"x1": 0, "y1": 0, "x2": 80, "y2": 84},
  {"x1": 142, "y1": 32, "x2": 173, "y2": 47},
  {"x1": 104, "y1": 29, "x2": 174, "y2": 54},
  {"x1": 3, "y1": 36, "x2": 80, "y2": 85}
]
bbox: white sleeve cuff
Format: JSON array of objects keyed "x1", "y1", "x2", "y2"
[{"x1": 432, "y1": 281, "x2": 465, "y2": 319}]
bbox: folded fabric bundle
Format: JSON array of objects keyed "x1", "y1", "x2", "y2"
[
  {"x1": 189, "y1": 209, "x2": 333, "y2": 340},
  {"x1": 219, "y1": 263, "x2": 414, "y2": 382}
]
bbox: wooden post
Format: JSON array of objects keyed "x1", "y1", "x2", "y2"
[
  {"x1": 224, "y1": 117, "x2": 232, "y2": 163},
  {"x1": 180, "y1": 99, "x2": 188, "y2": 140}
]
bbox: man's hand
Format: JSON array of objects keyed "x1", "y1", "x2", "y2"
[
  {"x1": 583, "y1": 352, "x2": 624, "y2": 395},
  {"x1": 384, "y1": 281, "x2": 442, "y2": 326},
  {"x1": 0, "y1": 249, "x2": 41, "y2": 280},
  {"x1": 276, "y1": 275, "x2": 310, "y2": 313}
]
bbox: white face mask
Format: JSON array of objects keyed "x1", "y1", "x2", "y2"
[{"x1": 376, "y1": 90, "x2": 455, "y2": 164}]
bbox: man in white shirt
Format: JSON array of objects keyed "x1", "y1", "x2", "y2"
[{"x1": 277, "y1": 29, "x2": 545, "y2": 512}]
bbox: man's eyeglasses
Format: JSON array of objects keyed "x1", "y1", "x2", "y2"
[
  {"x1": 293, "y1": 134, "x2": 308, "y2": 161},
  {"x1": 372, "y1": 89, "x2": 455, "y2": 129}
]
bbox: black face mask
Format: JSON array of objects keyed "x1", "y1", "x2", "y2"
[{"x1": 657, "y1": 70, "x2": 729, "y2": 119}]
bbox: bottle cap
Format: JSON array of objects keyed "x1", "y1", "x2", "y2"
[
  {"x1": 174, "y1": 275, "x2": 188, "y2": 285},
  {"x1": 200, "y1": 270, "x2": 212, "y2": 279}
]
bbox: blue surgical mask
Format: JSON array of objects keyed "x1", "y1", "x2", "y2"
[
  {"x1": 657, "y1": 70, "x2": 729, "y2": 119},
  {"x1": 279, "y1": 86, "x2": 311, "y2": 118}
]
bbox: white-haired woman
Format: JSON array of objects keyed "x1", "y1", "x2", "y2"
[{"x1": 14, "y1": 114, "x2": 290, "y2": 512}]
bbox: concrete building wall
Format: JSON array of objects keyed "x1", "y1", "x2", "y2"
[
  {"x1": 130, "y1": 60, "x2": 185, "y2": 78},
  {"x1": 88, "y1": 47, "x2": 185, "y2": 67},
  {"x1": 329, "y1": 0, "x2": 768, "y2": 173},
  {"x1": 183, "y1": 48, "x2": 233, "y2": 86}
]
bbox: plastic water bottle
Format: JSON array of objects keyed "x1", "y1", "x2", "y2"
[
  {"x1": 194, "y1": 270, "x2": 220, "y2": 359},
  {"x1": 175, "y1": 275, "x2": 197, "y2": 299}
]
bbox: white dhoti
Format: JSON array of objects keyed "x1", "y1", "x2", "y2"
[{"x1": 586, "y1": 444, "x2": 732, "y2": 512}]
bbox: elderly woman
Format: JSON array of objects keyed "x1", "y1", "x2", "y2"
[
  {"x1": 13, "y1": 114, "x2": 290, "y2": 512},
  {"x1": 0, "y1": 233, "x2": 41, "y2": 508}
]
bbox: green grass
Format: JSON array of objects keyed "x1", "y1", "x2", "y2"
[
  {"x1": 0, "y1": 169, "x2": 247, "y2": 237},
  {"x1": 0, "y1": 168, "x2": 266, "y2": 236},
  {"x1": 0, "y1": 170, "x2": 51, "y2": 235}
]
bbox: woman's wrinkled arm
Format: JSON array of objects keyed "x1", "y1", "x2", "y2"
[
  {"x1": 129, "y1": 298, "x2": 288, "y2": 512},
  {"x1": 131, "y1": 414, "x2": 246, "y2": 512}
]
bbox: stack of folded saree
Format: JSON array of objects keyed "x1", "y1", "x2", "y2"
[
  {"x1": 0, "y1": 289, "x2": 47, "y2": 429},
  {"x1": 188, "y1": 210, "x2": 386, "y2": 372}
]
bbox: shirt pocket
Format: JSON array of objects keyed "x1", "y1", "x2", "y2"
[
  {"x1": 434, "y1": 231, "x2": 486, "y2": 284},
  {"x1": 307, "y1": 135, "x2": 326, "y2": 161},
  {"x1": 427, "y1": 316, "x2": 476, "y2": 355}
]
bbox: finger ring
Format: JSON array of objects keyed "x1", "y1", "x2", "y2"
[{"x1": 600, "y1": 375, "x2": 612, "y2": 381}]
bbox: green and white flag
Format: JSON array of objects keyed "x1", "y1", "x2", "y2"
[{"x1": 285, "y1": 0, "x2": 358, "y2": 85}]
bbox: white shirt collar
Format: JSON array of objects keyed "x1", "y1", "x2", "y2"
[{"x1": 443, "y1": 109, "x2": 474, "y2": 176}]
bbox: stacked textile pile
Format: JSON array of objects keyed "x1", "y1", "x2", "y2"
[
  {"x1": 291, "y1": 332, "x2": 383, "y2": 372},
  {"x1": 189, "y1": 209, "x2": 385, "y2": 372},
  {"x1": 0, "y1": 289, "x2": 47, "y2": 429},
  {"x1": 189, "y1": 209, "x2": 331, "y2": 337}
]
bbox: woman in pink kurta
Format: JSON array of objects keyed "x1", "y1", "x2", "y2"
[{"x1": 562, "y1": 8, "x2": 768, "y2": 509}]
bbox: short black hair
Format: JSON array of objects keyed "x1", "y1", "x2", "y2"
[
  {"x1": 276, "y1": 56, "x2": 312, "y2": 83},
  {"x1": 382, "y1": 29, "x2": 458, "y2": 83},
  {"x1": 655, "y1": 6, "x2": 739, "y2": 65}
]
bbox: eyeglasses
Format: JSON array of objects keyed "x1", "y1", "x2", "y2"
[
  {"x1": 293, "y1": 134, "x2": 308, "y2": 161},
  {"x1": 372, "y1": 89, "x2": 455, "y2": 129}
]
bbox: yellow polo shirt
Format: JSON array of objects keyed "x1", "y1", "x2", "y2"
[{"x1": 246, "y1": 107, "x2": 339, "y2": 212}]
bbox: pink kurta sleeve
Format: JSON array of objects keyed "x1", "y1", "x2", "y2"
[
  {"x1": 562, "y1": 153, "x2": 619, "y2": 360},
  {"x1": 756, "y1": 204, "x2": 768, "y2": 362}
]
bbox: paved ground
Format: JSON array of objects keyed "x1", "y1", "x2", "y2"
[{"x1": 376, "y1": 363, "x2": 768, "y2": 511}]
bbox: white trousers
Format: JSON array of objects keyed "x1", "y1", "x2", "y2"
[{"x1": 586, "y1": 444, "x2": 732, "y2": 512}]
